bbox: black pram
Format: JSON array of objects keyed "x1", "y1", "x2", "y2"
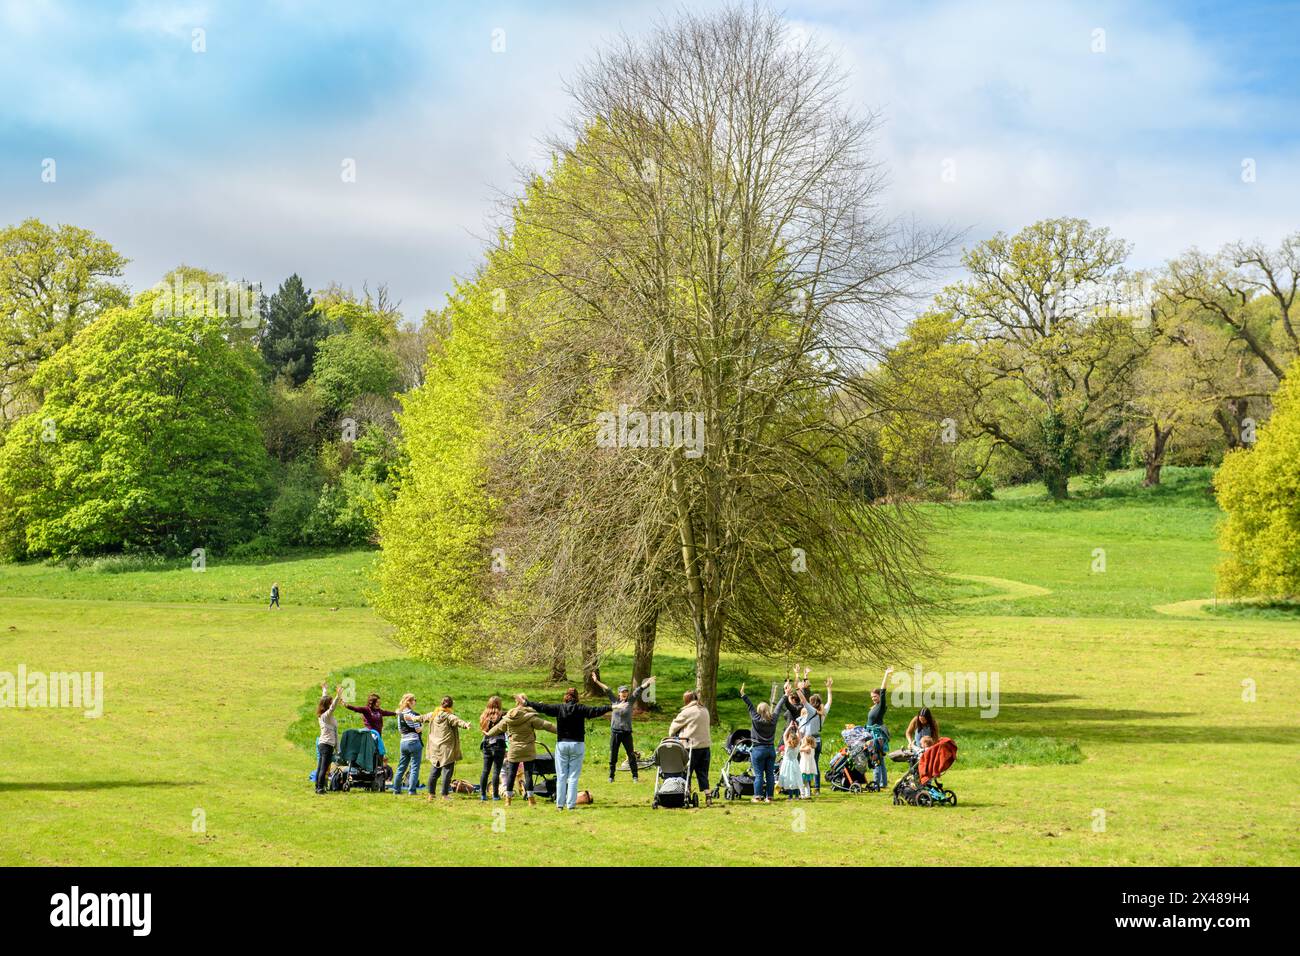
[{"x1": 717, "y1": 727, "x2": 755, "y2": 800}]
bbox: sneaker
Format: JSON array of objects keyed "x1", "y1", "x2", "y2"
[
  {"x1": 608, "y1": 777, "x2": 615, "y2": 784},
  {"x1": 492, "y1": 795, "x2": 502, "y2": 801}
]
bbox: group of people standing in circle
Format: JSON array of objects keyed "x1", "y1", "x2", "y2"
[
  {"x1": 314, "y1": 665, "x2": 941, "y2": 806},
  {"x1": 314, "y1": 675, "x2": 657, "y2": 808}
]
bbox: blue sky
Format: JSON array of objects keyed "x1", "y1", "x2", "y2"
[{"x1": 2, "y1": 0, "x2": 1297, "y2": 323}]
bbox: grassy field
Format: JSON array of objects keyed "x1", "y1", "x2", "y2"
[{"x1": 1, "y1": 467, "x2": 1296, "y2": 865}]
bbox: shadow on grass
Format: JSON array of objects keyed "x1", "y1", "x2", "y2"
[{"x1": 0, "y1": 780, "x2": 201, "y2": 792}]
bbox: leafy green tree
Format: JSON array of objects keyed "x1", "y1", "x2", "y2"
[
  {"x1": 372, "y1": 280, "x2": 505, "y2": 662},
  {"x1": 0, "y1": 285, "x2": 270, "y2": 559},
  {"x1": 0, "y1": 219, "x2": 129, "y2": 423},
  {"x1": 1215, "y1": 369, "x2": 1300, "y2": 598},
  {"x1": 942, "y1": 218, "x2": 1144, "y2": 499},
  {"x1": 259, "y1": 274, "x2": 327, "y2": 385},
  {"x1": 309, "y1": 328, "x2": 401, "y2": 415}
]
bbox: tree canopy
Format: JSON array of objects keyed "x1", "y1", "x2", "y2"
[{"x1": 0, "y1": 282, "x2": 270, "y2": 559}]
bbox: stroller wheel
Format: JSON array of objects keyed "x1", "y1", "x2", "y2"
[
  {"x1": 915, "y1": 791, "x2": 933, "y2": 807},
  {"x1": 849, "y1": 784, "x2": 862, "y2": 794},
  {"x1": 652, "y1": 797, "x2": 659, "y2": 809},
  {"x1": 946, "y1": 791, "x2": 957, "y2": 806},
  {"x1": 691, "y1": 793, "x2": 699, "y2": 808}
]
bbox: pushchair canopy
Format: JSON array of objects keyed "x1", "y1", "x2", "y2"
[
  {"x1": 336, "y1": 729, "x2": 380, "y2": 772},
  {"x1": 724, "y1": 727, "x2": 753, "y2": 759},
  {"x1": 654, "y1": 737, "x2": 690, "y2": 774},
  {"x1": 917, "y1": 737, "x2": 957, "y2": 784}
]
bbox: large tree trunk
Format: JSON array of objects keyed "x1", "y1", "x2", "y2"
[
  {"x1": 1143, "y1": 422, "x2": 1173, "y2": 486},
  {"x1": 582, "y1": 621, "x2": 601, "y2": 697},
  {"x1": 1042, "y1": 465, "x2": 1070, "y2": 500},
  {"x1": 1214, "y1": 399, "x2": 1249, "y2": 450},
  {"x1": 696, "y1": 633, "x2": 722, "y2": 721},
  {"x1": 549, "y1": 633, "x2": 567, "y2": 683},
  {"x1": 631, "y1": 605, "x2": 657, "y2": 713}
]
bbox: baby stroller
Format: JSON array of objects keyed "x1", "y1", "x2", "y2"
[
  {"x1": 329, "y1": 729, "x2": 394, "y2": 793},
  {"x1": 891, "y1": 737, "x2": 958, "y2": 807},
  {"x1": 530, "y1": 741, "x2": 558, "y2": 802},
  {"x1": 651, "y1": 737, "x2": 699, "y2": 809},
  {"x1": 717, "y1": 728, "x2": 755, "y2": 800},
  {"x1": 826, "y1": 725, "x2": 881, "y2": 793}
]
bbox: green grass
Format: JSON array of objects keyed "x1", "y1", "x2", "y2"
[
  {"x1": 1206, "y1": 601, "x2": 1300, "y2": 621},
  {"x1": 1, "y1": 466, "x2": 1297, "y2": 866},
  {"x1": 926, "y1": 467, "x2": 1224, "y2": 618},
  {"x1": 0, "y1": 548, "x2": 377, "y2": 607}
]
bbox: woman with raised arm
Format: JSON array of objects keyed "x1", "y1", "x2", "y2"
[
  {"x1": 738, "y1": 681, "x2": 781, "y2": 803},
  {"x1": 478, "y1": 696, "x2": 507, "y2": 802},
  {"x1": 392, "y1": 693, "x2": 424, "y2": 795},
  {"x1": 424, "y1": 696, "x2": 472, "y2": 801},
  {"x1": 524, "y1": 684, "x2": 612, "y2": 810},
  {"x1": 593, "y1": 674, "x2": 654, "y2": 784},
  {"x1": 345, "y1": 692, "x2": 398, "y2": 760},
  {"x1": 867, "y1": 666, "x2": 894, "y2": 790},
  {"x1": 314, "y1": 683, "x2": 344, "y2": 794},
  {"x1": 483, "y1": 694, "x2": 558, "y2": 807},
  {"x1": 795, "y1": 677, "x2": 833, "y2": 794}
]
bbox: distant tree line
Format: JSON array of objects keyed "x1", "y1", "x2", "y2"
[
  {"x1": 871, "y1": 218, "x2": 1297, "y2": 502},
  {"x1": 0, "y1": 218, "x2": 434, "y2": 561}
]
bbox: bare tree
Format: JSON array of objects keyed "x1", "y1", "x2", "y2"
[{"x1": 490, "y1": 4, "x2": 950, "y2": 714}]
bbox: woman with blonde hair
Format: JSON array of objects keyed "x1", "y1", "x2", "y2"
[
  {"x1": 739, "y1": 682, "x2": 783, "y2": 802},
  {"x1": 392, "y1": 692, "x2": 424, "y2": 795},
  {"x1": 482, "y1": 693, "x2": 558, "y2": 807},
  {"x1": 478, "y1": 695, "x2": 507, "y2": 802}
]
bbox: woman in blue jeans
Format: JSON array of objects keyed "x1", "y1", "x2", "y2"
[
  {"x1": 392, "y1": 693, "x2": 424, "y2": 795},
  {"x1": 739, "y1": 682, "x2": 789, "y2": 803},
  {"x1": 523, "y1": 685, "x2": 611, "y2": 810}
]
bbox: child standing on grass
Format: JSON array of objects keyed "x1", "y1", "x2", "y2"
[
  {"x1": 269, "y1": 583, "x2": 280, "y2": 609},
  {"x1": 778, "y1": 722, "x2": 802, "y2": 798},
  {"x1": 798, "y1": 734, "x2": 817, "y2": 798}
]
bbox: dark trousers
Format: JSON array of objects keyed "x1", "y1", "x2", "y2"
[
  {"x1": 428, "y1": 762, "x2": 455, "y2": 796},
  {"x1": 609, "y1": 729, "x2": 637, "y2": 779},
  {"x1": 315, "y1": 743, "x2": 334, "y2": 793},
  {"x1": 689, "y1": 747, "x2": 711, "y2": 792},
  {"x1": 480, "y1": 747, "x2": 504, "y2": 798},
  {"x1": 504, "y1": 759, "x2": 535, "y2": 795},
  {"x1": 813, "y1": 739, "x2": 822, "y2": 791}
]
